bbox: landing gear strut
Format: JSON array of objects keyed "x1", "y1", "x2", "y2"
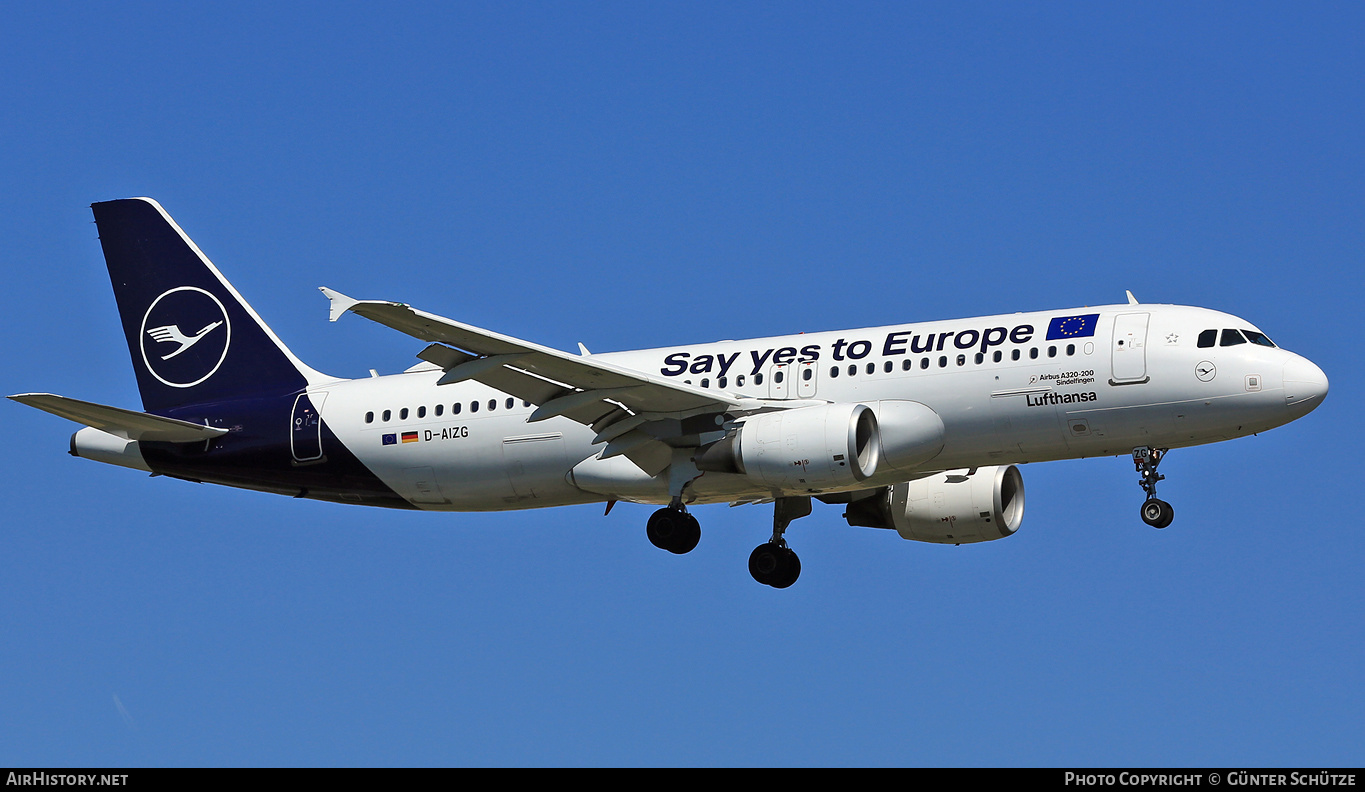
[
  {"x1": 647, "y1": 499, "x2": 701, "y2": 554},
  {"x1": 1133, "y1": 447, "x2": 1174, "y2": 529},
  {"x1": 749, "y1": 496, "x2": 809, "y2": 588}
]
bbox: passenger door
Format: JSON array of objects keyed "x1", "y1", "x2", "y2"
[
  {"x1": 290, "y1": 392, "x2": 326, "y2": 463},
  {"x1": 1111, "y1": 313, "x2": 1150, "y2": 384}
]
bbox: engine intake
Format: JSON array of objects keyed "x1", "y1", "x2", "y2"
[{"x1": 844, "y1": 465, "x2": 1025, "y2": 544}]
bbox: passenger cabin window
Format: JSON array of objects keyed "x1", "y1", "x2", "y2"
[
  {"x1": 488, "y1": 399, "x2": 497, "y2": 411},
  {"x1": 883, "y1": 361, "x2": 893, "y2": 373},
  {"x1": 1066, "y1": 344, "x2": 1075, "y2": 356},
  {"x1": 506, "y1": 398, "x2": 514, "y2": 409},
  {"x1": 754, "y1": 373, "x2": 764, "y2": 385},
  {"x1": 470, "y1": 401, "x2": 479, "y2": 413},
  {"x1": 382, "y1": 409, "x2": 391, "y2": 422},
  {"x1": 417, "y1": 406, "x2": 426, "y2": 418},
  {"x1": 435, "y1": 404, "x2": 443, "y2": 417},
  {"x1": 902, "y1": 359, "x2": 913, "y2": 371},
  {"x1": 365, "y1": 411, "x2": 374, "y2": 424},
  {"x1": 1198, "y1": 329, "x2": 1218, "y2": 348},
  {"x1": 400, "y1": 407, "x2": 409, "y2": 420},
  {"x1": 830, "y1": 366, "x2": 839, "y2": 378},
  {"x1": 452, "y1": 403, "x2": 462, "y2": 415},
  {"x1": 920, "y1": 358, "x2": 929, "y2": 370},
  {"x1": 802, "y1": 368, "x2": 813, "y2": 381},
  {"x1": 1220, "y1": 329, "x2": 1247, "y2": 347},
  {"x1": 866, "y1": 363, "x2": 875, "y2": 375}
]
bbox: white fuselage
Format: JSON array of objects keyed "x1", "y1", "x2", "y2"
[{"x1": 312, "y1": 303, "x2": 1326, "y2": 511}]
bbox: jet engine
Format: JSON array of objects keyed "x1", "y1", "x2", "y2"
[
  {"x1": 872, "y1": 400, "x2": 946, "y2": 471},
  {"x1": 843, "y1": 465, "x2": 1025, "y2": 544},
  {"x1": 695, "y1": 403, "x2": 880, "y2": 491}
]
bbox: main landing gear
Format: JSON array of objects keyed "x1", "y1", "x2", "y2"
[
  {"x1": 1133, "y1": 446, "x2": 1174, "y2": 529},
  {"x1": 643, "y1": 489, "x2": 811, "y2": 588},
  {"x1": 748, "y1": 496, "x2": 810, "y2": 589},
  {"x1": 647, "y1": 499, "x2": 701, "y2": 555}
]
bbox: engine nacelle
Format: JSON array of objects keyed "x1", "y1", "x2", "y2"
[
  {"x1": 696, "y1": 403, "x2": 880, "y2": 491},
  {"x1": 872, "y1": 400, "x2": 945, "y2": 472},
  {"x1": 70, "y1": 427, "x2": 151, "y2": 472},
  {"x1": 844, "y1": 465, "x2": 1025, "y2": 544}
]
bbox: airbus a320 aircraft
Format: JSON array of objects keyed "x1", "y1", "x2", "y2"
[{"x1": 11, "y1": 199, "x2": 1329, "y2": 588}]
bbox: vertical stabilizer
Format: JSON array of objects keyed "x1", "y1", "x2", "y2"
[{"x1": 92, "y1": 198, "x2": 325, "y2": 413}]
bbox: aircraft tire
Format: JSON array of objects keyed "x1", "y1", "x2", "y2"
[
  {"x1": 770, "y1": 548, "x2": 801, "y2": 589},
  {"x1": 673, "y1": 513, "x2": 701, "y2": 554},
  {"x1": 749, "y1": 543, "x2": 779, "y2": 585},
  {"x1": 648, "y1": 507, "x2": 701, "y2": 554},
  {"x1": 749, "y1": 543, "x2": 800, "y2": 588},
  {"x1": 1140, "y1": 498, "x2": 1174, "y2": 529}
]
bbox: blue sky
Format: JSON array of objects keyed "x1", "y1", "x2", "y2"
[{"x1": 1, "y1": 2, "x2": 1361, "y2": 766}]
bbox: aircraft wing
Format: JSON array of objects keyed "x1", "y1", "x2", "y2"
[
  {"x1": 321, "y1": 289, "x2": 763, "y2": 474},
  {"x1": 9, "y1": 393, "x2": 228, "y2": 443}
]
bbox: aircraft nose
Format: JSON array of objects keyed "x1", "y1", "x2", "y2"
[{"x1": 1283, "y1": 356, "x2": 1329, "y2": 410}]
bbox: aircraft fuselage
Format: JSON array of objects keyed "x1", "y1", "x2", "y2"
[{"x1": 121, "y1": 302, "x2": 1324, "y2": 511}]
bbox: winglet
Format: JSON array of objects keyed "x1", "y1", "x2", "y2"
[
  {"x1": 319, "y1": 287, "x2": 360, "y2": 322},
  {"x1": 577, "y1": 342, "x2": 591, "y2": 356},
  {"x1": 1126, "y1": 290, "x2": 1139, "y2": 305}
]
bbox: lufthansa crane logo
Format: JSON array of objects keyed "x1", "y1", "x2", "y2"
[{"x1": 139, "y1": 287, "x2": 231, "y2": 388}]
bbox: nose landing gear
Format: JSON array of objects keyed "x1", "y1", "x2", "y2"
[{"x1": 1133, "y1": 447, "x2": 1174, "y2": 528}]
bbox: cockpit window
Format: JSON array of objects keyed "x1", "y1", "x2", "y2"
[
  {"x1": 1197, "y1": 329, "x2": 1217, "y2": 348},
  {"x1": 1242, "y1": 330, "x2": 1276, "y2": 348},
  {"x1": 1220, "y1": 329, "x2": 1247, "y2": 347}
]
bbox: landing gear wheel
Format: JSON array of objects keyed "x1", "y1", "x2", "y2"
[
  {"x1": 647, "y1": 507, "x2": 700, "y2": 554},
  {"x1": 749, "y1": 543, "x2": 800, "y2": 588},
  {"x1": 676, "y1": 513, "x2": 700, "y2": 553},
  {"x1": 770, "y1": 547, "x2": 800, "y2": 589},
  {"x1": 748, "y1": 543, "x2": 778, "y2": 585},
  {"x1": 1140, "y1": 498, "x2": 1174, "y2": 529}
]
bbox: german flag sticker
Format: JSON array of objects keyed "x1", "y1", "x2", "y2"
[{"x1": 401, "y1": 431, "x2": 419, "y2": 443}]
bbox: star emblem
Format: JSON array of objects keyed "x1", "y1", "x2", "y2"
[{"x1": 1166, "y1": 333, "x2": 1179, "y2": 345}]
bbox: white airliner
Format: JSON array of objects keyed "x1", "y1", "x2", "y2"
[{"x1": 10, "y1": 198, "x2": 1329, "y2": 587}]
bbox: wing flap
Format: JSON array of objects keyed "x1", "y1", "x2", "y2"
[{"x1": 9, "y1": 393, "x2": 228, "y2": 443}]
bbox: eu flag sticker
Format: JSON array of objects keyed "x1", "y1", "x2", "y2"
[
  {"x1": 1046, "y1": 314, "x2": 1099, "y2": 340},
  {"x1": 382, "y1": 433, "x2": 397, "y2": 446}
]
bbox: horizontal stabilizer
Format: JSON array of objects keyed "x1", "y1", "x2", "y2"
[{"x1": 9, "y1": 393, "x2": 228, "y2": 443}]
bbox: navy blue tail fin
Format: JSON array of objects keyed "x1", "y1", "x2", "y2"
[{"x1": 92, "y1": 198, "x2": 319, "y2": 414}]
